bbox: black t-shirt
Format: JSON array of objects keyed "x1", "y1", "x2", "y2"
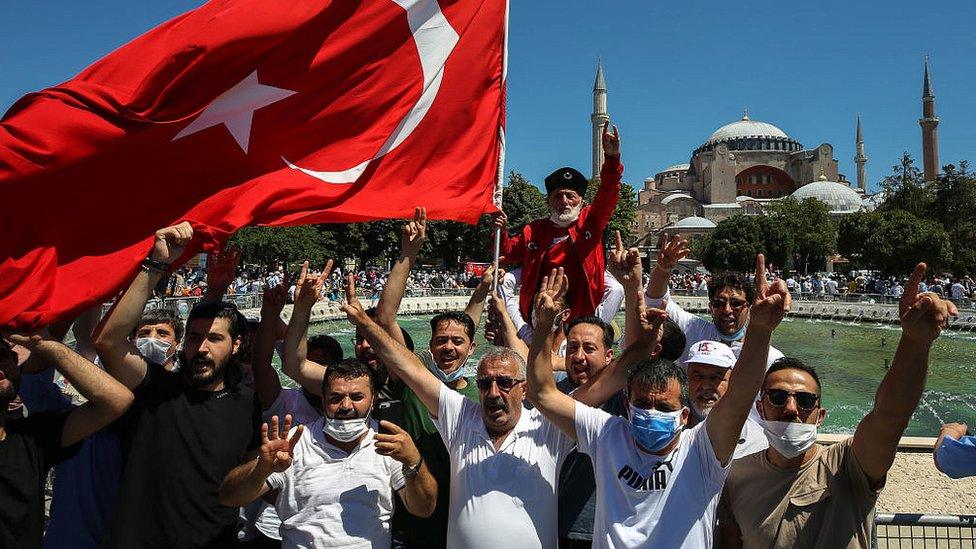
[
  {"x1": 0, "y1": 411, "x2": 78, "y2": 549},
  {"x1": 102, "y1": 364, "x2": 262, "y2": 549}
]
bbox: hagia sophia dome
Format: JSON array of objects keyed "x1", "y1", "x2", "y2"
[{"x1": 791, "y1": 174, "x2": 865, "y2": 214}]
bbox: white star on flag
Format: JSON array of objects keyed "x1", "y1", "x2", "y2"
[{"x1": 173, "y1": 70, "x2": 296, "y2": 153}]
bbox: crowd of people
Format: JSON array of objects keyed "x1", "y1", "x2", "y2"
[{"x1": 0, "y1": 122, "x2": 966, "y2": 549}]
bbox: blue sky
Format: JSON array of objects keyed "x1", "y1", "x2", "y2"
[{"x1": 2, "y1": 1, "x2": 973, "y2": 194}]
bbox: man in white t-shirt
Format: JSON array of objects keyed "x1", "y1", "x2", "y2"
[
  {"x1": 683, "y1": 340, "x2": 767, "y2": 459},
  {"x1": 527, "y1": 257, "x2": 791, "y2": 548},
  {"x1": 645, "y1": 234, "x2": 785, "y2": 366},
  {"x1": 218, "y1": 360, "x2": 437, "y2": 548},
  {"x1": 338, "y1": 274, "x2": 575, "y2": 548}
]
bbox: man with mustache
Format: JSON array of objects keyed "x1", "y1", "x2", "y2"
[
  {"x1": 95, "y1": 222, "x2": 263, "y2": 548},
  {"x1": 492, "y1": 121, "x2": 623, "y2": 324},
  {"x1": 0, "y1": 333, "x2": 133, "y2": 549},
  {"x1": 718, "y1": 263, "x2": 958, "y2": 548}
]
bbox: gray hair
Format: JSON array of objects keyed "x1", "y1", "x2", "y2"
[{"x1": 476, "y1": 346, "x2": 527, "y2": 379}]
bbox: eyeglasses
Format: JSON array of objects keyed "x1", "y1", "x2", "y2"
[
  {"x1": 710, "y1": 297, "x2": 748, "y2": 309},
  {"x1": 475, "y1": 376, "x2": 524, "y2": 392},
  {"x1": 763, "y1": 389, "x2": 820, "y2": 411}
]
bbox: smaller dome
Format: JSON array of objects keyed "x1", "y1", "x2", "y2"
[
  {"x1": 673, "y1": 216, "x2": 717, "y2": 230},
  {"x1": 661, "y1": 193, "x2": 695, "y2": 205},
  {"x1": 791, "y1": 180, "x2": 863, "y2": 213}
]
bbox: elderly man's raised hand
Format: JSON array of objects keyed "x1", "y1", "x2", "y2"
[
  {"x1": 900, "y1": 263, "x2": 958, "y2": 343},
  {"x1": 602, "y1": 120, "x2": 621, "y2": 157},
  {"x1": 150, "y1": 222, "x2": 193, "y2": 265},
  {"x1": 748, "y1": 254, "x2": 791, "y2": 332},
  {"x1": 400, "y1": 207, "x2": 427, "y2": 258}
]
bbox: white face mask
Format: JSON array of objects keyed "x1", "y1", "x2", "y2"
[
  {"x1": 135, "y1": 337, "x2": 173, "y2": 366},
  {"x1": 762, "y1": 419, "x2": 818, "y2": 458},
  {"x1": 322, "y1": 414, "x2": 370, "y2": 442}
]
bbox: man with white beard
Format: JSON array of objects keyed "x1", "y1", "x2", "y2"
[{"x1": 492, "y1": 120, "x2": 623, "y2": 323}]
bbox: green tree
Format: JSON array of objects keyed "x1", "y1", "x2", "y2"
[
  {"x1": 931, "y1": 162, "x2": 976, "y2": 274},
  {"x1": 700, "y1": 215, "x2": 764, "y2": 272},
  {"x1": 765, "y1": 197, "x2": 836, "y2": 273},
  {"x1": 231, "y1": 225, "x2": 331, "y2": 267},
  {"x1": 837, "y1": 210, "x2": 952, "y2": 275},
  {"x1": 878, "y1": 152, "x2": 932, "y2": 218},
  {"x1": 501, "y1": 170, "x2": 548, "y2": 229}
]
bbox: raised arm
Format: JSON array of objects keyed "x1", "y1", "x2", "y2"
[
  {"x1": 252, "y1": 274, "x2": 290, "y2": 409},
  {"x1": 375, "y1": 207, "x2": 426, "y2": 345},
  {"x1": 587, "y1": 121, "x2": 623, "y2": 230},
  {"x1": 526, "y1": 268, "x2": 578, "y2": 439},
  {"x1": 707, "y1": 255, "x2": 790, "y2": 466},
  {"x1": 9, "y1": 334, "x2": 134, "y2": 447},
  {"x1": 645, "y1": 232, "x2": 689, "y2": 300},
  {"x1": 464, "y1": 265, "x2": 500, "y2": 328},
  {"x1": 606, "y1": 231, "x2": 644, "y2": 350},
  {"x1": 340, "y1": 274, "x2": 443, "y2": 416},
  {"x1": 853, "y1": 263, "x2": 958, "y2": 483},
  {"x1": 219, "y1": 415, "x2": 303, "y2": 506},
  {"x1": 202, "y1": 245, "x2": 241, "y2": 302},
  {"x1": 282, "y1": 261, "x2": 333, "y2": 396},
  {"x1": 94, "y1": 222, "x2": 193, "y2": 389},
  {"x1": 485, "y1": 292, "x2": 530, "y2": 360}
]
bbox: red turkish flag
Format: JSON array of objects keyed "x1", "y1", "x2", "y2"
[{"x1": 0, "y1": 0, "x2": 508, "y2": 329}]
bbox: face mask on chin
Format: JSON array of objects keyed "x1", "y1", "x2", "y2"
[
  {"x1": 323, "y1": 410, "x2": 371, "y2": 442},
  {"x1": 761, "y1": 419, "x2": 818, "y2": 458},
  {"x1": 429, "y1": 361, "x2": 466, "y2": 384},
  {"x1": 135, "y1": 337, "x2": 174, "y2": 366},
  {"x1": 629, "y1": 404, "x2": 685, "y2": 453}
]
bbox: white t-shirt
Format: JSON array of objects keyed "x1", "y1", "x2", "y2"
[
  {"x1": 266, "y1": 418, "x2": 405, "y2": 549},
  {"x1": 733, "y1": 418, "x2": 768, "y2": 460},
  {"x1": 242, "y1": 389, "x2": 323, "y2": 541},
  {"x1": 575, "y1": 405, "x2": 729, "y2": 549},
  {"x1": 432, "y1": 384, "x2": 575, "y2": 549}
]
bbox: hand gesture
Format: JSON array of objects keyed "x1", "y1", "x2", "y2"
[
  {"x1": 294, "y1": 260, "x2": 335, "y2": 309},
  {"x1": 532, "y1": 268, "x2": 568, "y2": 330},
  {"x1": 257, "y1": 415, "x2": 304, "y2": 474},
  {"x1": 206, "y1": 245, "x2": 242, "y2": 291},
  {"x1": 261, "y1": 271, "x2": 290, "y2": 316},
  {"x1": 374, "y1": 421, "x2": 422, "y2": 466},
  {"x1": 400, "y1": 207, "x2": 427, "y2": 258},
  {"x1": 491, "y1": 210, "x2": 508, "y2": 232},
  {"x1": 607, "y1": 231, "x2": 642, "y2": 288},
  {"x1": 339, "y1": 273, "x2": 371, "y2": 326},
  {"x1": 900, "y1": 263, "x2": 958, "y2": 343},
  {"x1": 631, "y1": 289, "x2": 669, "y2": 349},
  {"x1": 150, "y1": 222, "x2": 193, "y2": 264},
  {"x1": 478, "y1": 264, "x2": 504, "y2": 291},
  {"x1": 656, "y1": 232, "x2": 689, "y2": 273},
  {"x1": 602, "y1": 120, "x2": 621, "y2": 157},
  {"x1": 748, "y1": 254, "x2": 791, "y2": 331}
]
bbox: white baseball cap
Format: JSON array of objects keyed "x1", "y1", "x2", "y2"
[{"x1": 683, "y1": 340, "x2": 737, "y2": 369}]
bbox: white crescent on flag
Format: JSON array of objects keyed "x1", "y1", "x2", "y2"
[{"x1": 283, "y1": 0, "x2": 460, "y2": 184}]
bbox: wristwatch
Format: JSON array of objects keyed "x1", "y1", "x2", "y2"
[{"x1": 403, "y1": 456, "x2": 424, "y2": 479}]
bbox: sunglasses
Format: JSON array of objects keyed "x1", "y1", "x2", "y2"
[
  {"x1": 475, "y1": 376, "x2": 524, "y2": 392},
  {"x1": 710, "y1": 297, "x2": 748, "y2": 309},
  {"x1": 763, "y1": 389, "x2": 820, "y2": 411}
]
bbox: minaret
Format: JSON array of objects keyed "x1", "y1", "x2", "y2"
[
  {"x1": 855, "y1": 114, "x2": 868, "y2": 192},
  {"x1": 591, "y1": 60, "x2": 609, "y2": 180},
  {"x1": 920, "y1": 57, "x2": 940, "y2": 185}
]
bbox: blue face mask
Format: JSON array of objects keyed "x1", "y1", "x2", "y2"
[
  {"x1": 629, "y1": 404, "x2": 685, "y2": 452},
  {"x1": 720, "y1": 323, "x2": 747, "y2": 343},
  {"x1": 431, "y1": 363, "x2": 466, "y2": 384}
]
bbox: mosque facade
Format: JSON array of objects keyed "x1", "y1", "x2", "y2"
[{"x1": 588, "y1": 60, "x2": 942, "y2": 243}]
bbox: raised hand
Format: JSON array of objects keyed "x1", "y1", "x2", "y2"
[
  {"x1": 532, "y1": 268, "x2": 568, "y2": 330},
  {"x1": 607, "y1": 230, "x2": 642, "y2": 287},
  {"x1": 900, "y1": 263, "x2": 958, "y2": 343},
  {"x1": 257, "y1": 414, "x2": 304, "y2": 474},
  {"x1": 491, "y1": 210, "x2": 508, "y2": 231},
  {"x1": 478, "y1": 264, "x2": 505, "y2": 291},
  {"x1": 655, "y1": 232, "x2": 689, "y2": 273},
  {"x1": 400, "y1": 207, "x2": 427, "y2": 258},
  {"x1": 206, "y1": 244, "x2": 242, "y2": 291},
  {"x1": 150, "y1": 222, "x2": 193, "y2": 264},
  {"x1": 293, "y1": 260, "x2": 335, "y2": 308},
  {"x1": 261, "y1": 270, "x2": 290, "y2": 317},
  {"x1": 374, "y1": 421, "x2": 422, "y2": 466},
  {"x1": 339, "y1": 273, "x2": 371, "y2": 326},
  {"x1": 602, "y1": 120, "x2": 621, "y2": 157},
  {"x1": 748, "y1": 254, "x2": 791, "y2": 331}
]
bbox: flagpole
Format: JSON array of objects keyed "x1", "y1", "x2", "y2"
[{"x1": 491, "y1": 0, "x2": 509, "y2": 296}]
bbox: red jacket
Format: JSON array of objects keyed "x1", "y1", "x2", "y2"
[{"x1": 501, "y1": 156, "x2": 622, "y2": 321}]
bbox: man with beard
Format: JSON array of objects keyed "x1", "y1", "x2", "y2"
[
  {"x1": 0, "y1": 334, "x2": 133, "y2": 549},
  {"x1": 645, "y1": 233, "x2": 784, "y2": 367},
  {"x1": 95, "y1": 222, "x2": 262, "y2": 548},
  {"x1": 718, "y1": 263, "x2": 958, "y2": 548},
  {"x1": 219, "y1": 359, "x2": 437, "y2": 548},
  {"x1": 493, "y1": 121, "x2": 622, "y2": 323}
]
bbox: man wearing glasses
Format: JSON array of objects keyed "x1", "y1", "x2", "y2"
[
  {"x1": 339, "y1": 274, "x2": 574, "y2": 549},
  {"x1": 644, "y1": 234, "x2": 785, "y2": 366},
  {"x1": 718, "y1": 262, "x2": 959, "y2": 548}
]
